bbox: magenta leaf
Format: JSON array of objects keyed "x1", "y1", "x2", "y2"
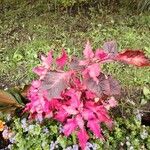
[
  {"x1": 116, "y1": 50, "x2": 150, "y2": 67},
  {"x1": 55, "y1": 109, "x2": 68, "y2": 122},
  {"x1": 63, "y1": 118, "x2": 77, "y2": 136},
  {"x1": 77, "y1": 129, "x2": 89, "y2": 150},
  {"x1": 103, "y1": 41, "x2": 118, "y2": 58},
  {"x1": 83, "y1": 41, "x2": 94, "y2": 59},
  {"x1": 95, "y1": 49, "x2": 108, "y2": 61},
  {"x1": 56, "y1": 49, "x2": 68, "y2": 68},
  {"x1": 40, "y1": 71, "x2": 72, "y2": 99},
  {"x1": 87, "y1": 119, "x2": 102, "y2": 138}
]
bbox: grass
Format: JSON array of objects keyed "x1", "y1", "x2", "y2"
[{"x1": 0, "y1": 0, "x2": 150, "y2": 90}]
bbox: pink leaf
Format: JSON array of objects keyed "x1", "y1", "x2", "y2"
[
  {"x1": 41, "y1": 51, "x2": 53, "y2": 69},
  {"x1": 104, "y1": 97, "x2": 118, "y2": 110},
  {"x1": 87, "y1": 119, "x2": 102, "y2": 138},
  {"x1": 56, "y1": 49, "x2": 68, "y2": 68},
  {"x1": 79, "y1": 60, "x2": 89, "y2": 66},
  {"x1": 82, "y1": 109, "x2": 95, "y2": 120},
  {"x1": 96, "y1": 107, "x2": 111, "y2": 123},
  {"x1": 77, "y1": 129, "x2": 89, "y2": 150},
  {"x1": 72, "y1": 77, "x2": 85, "y2": 90},
  {"x1": 62, "y1": 106, "x2": 78, "y2": 115},
  {"x1": 65, "y1": 89, "x2": 81, "y2": 107},
  {"x1": 40, "y1": 71, "x2": 72, "y2": 99},
  {"x1": 108, "y1": 97, "x2": 118, "y2": 107},
  {"x1": 87, "y1": 63, "x2": 100, "y2": 83},
  {"x1": 33, "y1": 66, "x2": 47, "y2": 79},
  {"x1": 76, "y1": 114, "x2": 84, "y2": 129},
  {"x1": 31, "y1": 80, "x2": 41, "y2": 88},
  {"x1": 83, "y1": 41, "x2": 94, "y2": 59},
  {"x1": 116, "y1": 50, "x2": 150, "y2": 67},
  {"x1": 63, "y1": 118, "x2": 77, "y2": 136}
]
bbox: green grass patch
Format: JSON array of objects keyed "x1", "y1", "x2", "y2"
[{"x1": 0, "y1": 1, "x2": 150, "y2": 88}]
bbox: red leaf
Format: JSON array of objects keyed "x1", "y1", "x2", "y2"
[
  {"x1": 77, "y1": 129, "x2": 89, "y2": 150},
  {"x1": 49, "y1": 99, "x2": 60, "y2": 110},
  {"x1": 56, "y1": 49, "x2": 68, "y2": 68},
  {"x1": 83, "y1": 41, "x2": 94, "y2": 59},
  {"x1": 116, "y1": 50, "x2": 150, "y2": 67},
  {"x1": 40, "y1": 71, "x2": 72, "y2": 99}
]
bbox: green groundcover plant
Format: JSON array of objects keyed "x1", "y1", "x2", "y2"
[{"x1": 1, "y1": 41, "x2": 150, "y2": 150}]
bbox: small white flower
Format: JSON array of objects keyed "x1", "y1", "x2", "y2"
[{"x1": 126, "y1": 141, "x2": 131, "y2": 146}]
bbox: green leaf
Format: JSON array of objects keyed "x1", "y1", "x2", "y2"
[
  {"x1": 140, "y1": 99, "x2": 147, "y2": 105},
  {"x1": 143, "y1": 86, "x2": 150, "y2": 97},
  {"x1": 72, "y1": 132, "x2": 77, "y2": 144},
  {"x1": 8, "y1": 89, "x2": 25, "y2": 105},
  {"x1": 50, "y1": 125, "x2": 58, "y2": 134},
  {"x1": 57, "y1": 135, "x2": 67, "y2": 148}
]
